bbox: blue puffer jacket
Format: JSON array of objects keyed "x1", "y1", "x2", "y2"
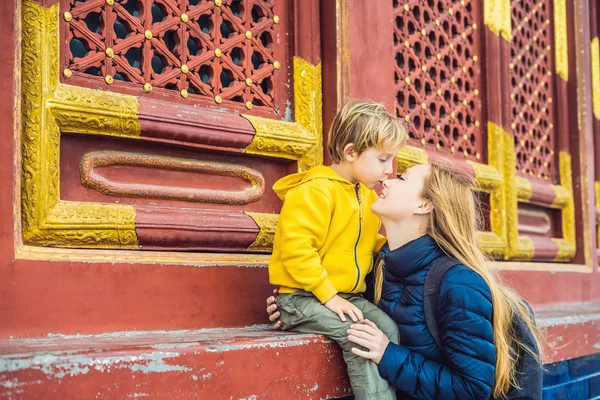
[{"x1": 374, "y1": 235, "x2": 496, "y2": 400}]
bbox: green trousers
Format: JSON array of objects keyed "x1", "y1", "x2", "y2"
[{"x1": 277, "y1": 292, "x2": 399, "y2": 400}]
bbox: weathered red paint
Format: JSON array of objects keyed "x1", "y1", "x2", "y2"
[{"x1": 0, "y1": 329, "x2": 350, "y2": 399}]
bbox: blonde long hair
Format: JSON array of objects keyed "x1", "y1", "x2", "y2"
[{"x1": 374, "y1": 164, "x2": 542, "y2": 398}]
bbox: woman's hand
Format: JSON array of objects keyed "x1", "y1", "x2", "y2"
[
  {"x1": 266, "y1": 288, "x2": 282, "y2": 329},
  {"x1": 347, "y1": 319, "x2": 390, "y2": 364}
]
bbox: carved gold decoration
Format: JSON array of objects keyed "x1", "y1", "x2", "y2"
[
  {"x1": 483, "y1": 0, "x2": 511, "y2": 42},
  {"x1": 553, "y1": 0, "x2": 569, "y2": 81},
  {"x1": 242, "y1": 115, "x2": 316, "y2": 160},
  {"x1": 556, "y1": 151, "x2": 575, "y2": 260},
  {"x1": 551, "y1": 238, "x2": 576, "y2": 262},
  {"x1": 516, "y1": 176, "x2": 532, "y2": 202},
  {"x1": 245, "y1": 212, "x2": 279, "y2": 252},
  {"x1": 243, "y1": 57, "x2": 322, "y2": 173},
  {"x1": 592, "y1": 37, "x2": 600, "y2": 120},
  {"x1": 467, "y1": 160, "x2": 502, "y2": 192},
  {"x1": 21, "y1": 1, "x2": 138, "y2": 249},
  {"x1": 293, "y1": 57, "x2": 323, "y2": 171},
  {"x1": 48, "y1": 84, "x2": 140, "y2": 138},
  {"x1": 489, "y1": 122, "x2": 534, "y2": 260},
  {"x1": 550, "y1": 184, "x2": 571, "y2": 208},
  {"x1": 396, "y1": 145, "x2": 428, "y2": 172}
]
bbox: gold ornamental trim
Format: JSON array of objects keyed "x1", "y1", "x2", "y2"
[
  {"x1": 20, "y1": 1, "x2": 138, "y2": 248},
  {"x1": 556, "y1": 151, "x2": 575, "y2": 260},
  {"x1": 515, "y1": 177, "x2": 532, "y2": 202},
  {"x1": 48, "y1": 84, "x2": 140, "y2": 138},
  {"x1": 551, "y1": 238, "x2": 576, "y2": 263},
  {"x1": 242, "y1": 57, "x2": 322, "y2": 173},
  {"x1": 550, "y1": 184, "x2": 572, "y2": 209},
  {"x1": 553, "y1": 0, "x2": 569, "y2": 81},
  {"x1": 245, "y1": 212, "x2": 279, "y2": 253},
  {"x1": 483, "y1": 0, "x2": 512, "y2": 42},
  {"x1": 396, "y1": 145, "x2": 428, "y2": 172},
  {"x1": 591, "y1": 37, "x2": 600, "y2": 120}
]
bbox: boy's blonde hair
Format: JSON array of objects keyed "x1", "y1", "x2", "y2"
[{"x1": 327, "y1": 100, "x2": 408, "y2": 163}]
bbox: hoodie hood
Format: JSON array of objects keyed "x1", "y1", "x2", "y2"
[{"x1": 272, "y1": 165, "x2": 354, "y2": 200}]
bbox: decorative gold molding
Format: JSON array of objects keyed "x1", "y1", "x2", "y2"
[
  {"x1": 48, "y1": 84, "x2": 140, "y2": 137},
  {"x1": 396, "y1": 145, "x2": 428, "y2": 172},
  {"x1": 20, "y1": 1, "x2": 138, "y2": 248},
  {"x1": 293, "y1": 57, "x2": 323, "y2": 171},
  {"x1": 592, "y1": 37, "x2": 600, "y2": 120},
  {"x1": 489, "y1": 122, "x2": 535, "y2": 260},
  {"x1": 483, "y1": 0, "x2": 512, "y2": 42},
  {"x1": 241, "y1": 116, "x2": 315, "y2": 159},
  {"x1": 557, "y1": 151, "x2": 576, "y2": 260},
  {"x1": 550, "y1": 184, "x2": 571, "y2": 209},
  {"x1": 245, "y1": 212, "x2": 279, "y2": 252},
  {"x1": 243, "y1": 57, "x2": 322, "y2": 173},
  {"x1": 552, "y1": 238, "x2": 576, "y2": 262},
  {"x1": 516, "y1": 177, "x2": 532, "y2": 202},
  {"x1": 468, "y1": 160, "x2": 502, "y2": 192},
  {"x1": 553, "y1": 0, "x2": 569, "y2": 81}
]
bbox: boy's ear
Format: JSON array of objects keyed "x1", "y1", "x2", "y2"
[
  {"x1": 343, "y1": 143, "x2": 358, "y2": 161},
  {"x1": 414, "y1": 200, "x2": 432, "y2": 215}
]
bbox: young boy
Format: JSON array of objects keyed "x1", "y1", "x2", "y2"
[{"x1": 268, "y1": 100, "x2": 408, "y2": 400}]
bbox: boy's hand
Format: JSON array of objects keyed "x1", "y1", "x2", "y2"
[
  {"x1": 266, "y1": 289, "x2": 282, "y2": 329},
  {"x1": 324, "y1": 295, "x2": 364, "y2": 322}
]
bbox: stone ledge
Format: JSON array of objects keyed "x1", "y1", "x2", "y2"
[{"x1": 0, "y1": 326, "x2": 351, "y2": 399}]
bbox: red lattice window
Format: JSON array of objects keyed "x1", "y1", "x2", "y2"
[
  {"x1": 61, "y1": 0, "x2": 286, "y2": 114},
  {"x1": 510, "y1": 0, "x2": 557, "y2": 181},
  {"x1": 393, "y1": 0, "x2": 484, "y2": 161}
]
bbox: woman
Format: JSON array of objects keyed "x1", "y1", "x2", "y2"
[{"x1": 267, "y1": 163, "x2": 542, "y2": 399}]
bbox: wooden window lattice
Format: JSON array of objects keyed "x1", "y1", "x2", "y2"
[
  {"x1": 393, "y1": 0, "x2": 483, "y2": 160},
  {"x1": 510, "y1": 0, "x2": 557, "y2": 181},
  {"x1": 63, "y1": 0, "x2": 281, "y2": 111}
]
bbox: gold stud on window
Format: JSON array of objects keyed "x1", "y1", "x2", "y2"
[{"x1": 245, "y1": 101, "x2": 253, "y2": 110}]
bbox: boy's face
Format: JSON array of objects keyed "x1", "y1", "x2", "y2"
[{"x1": 349, "y1": 147, "x2": 400, "y2": 190}]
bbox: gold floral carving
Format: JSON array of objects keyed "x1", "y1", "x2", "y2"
[
  {"x1": 396, "y1": 145, "x2": 428, "y2": 172},
  {"x1": 21, "y1": 1, "x2": 138, "y2": 248},
  {"x1": 515, "y1": 177, "x2": 532, "y2": 202},
  {"x1": 591, "y1": 37, "x2": 600, "y2": 120},
  {"x1": 483, "y1": 0, "x2": 512, "y2": 42},
  {"x1": 555, "y1": 151, "x2": 575, "y2": 261},
  {"x1": 468, "y1": 160, "x2": 505, "y2": 257},
  {"x1": 241, "y1": 115, "x2": 316, "y2": 160},
  {"x1": 294, "y1": 57, "x2": 323, "y2": 171},
  {"x1": 550, "y1": 184, "x2": 571, "y2": 208},
  {"x1": 49, "y1": 85, "x2": 140, "y2": 138},
  {"x1": 553, "y1": 0, "x2": 569, "y2": 81},
  {"x1": 242, "y1": 57, "x2": 322, "y2": 172},
  {"x1": 467, "y1": 161, "x2": 502, "y2": 193},
  {"x1": 489, "y1": 122, "x2": 534, "y2": 260},
  {"x1": 245, "y1": 212, "x2": 279, "y2": 252}
]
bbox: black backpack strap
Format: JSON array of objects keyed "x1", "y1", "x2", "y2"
[{"x1": 423, "y1": 256, "x2": 462, "y2": 349}]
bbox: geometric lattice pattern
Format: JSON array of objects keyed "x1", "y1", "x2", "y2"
[
  {"x1": 510, "y1": 0, "x2": 556, "y2": 181},
  {"x1": 63, "y1": 0, "x2": 280, "y2": 110},
  {"x1": 393, "y1": 0, "x2": 484, "y2": 160}
]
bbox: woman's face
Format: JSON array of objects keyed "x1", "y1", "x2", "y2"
[{"x1": 371, "y1": 164, "x2": 431, "y2": 221}]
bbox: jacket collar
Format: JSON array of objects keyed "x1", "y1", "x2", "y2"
[{"x1": 380, "y1": 234, "x2": 444, "y2": 278}]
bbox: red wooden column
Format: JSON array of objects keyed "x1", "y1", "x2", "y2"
[{"x1": 320, "y1": 0, "x2": 396, "y2": 165}]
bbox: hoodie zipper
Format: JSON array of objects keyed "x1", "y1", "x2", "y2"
[{"x1": 351, "y1": 184, "x2": 362, "y2": 292}]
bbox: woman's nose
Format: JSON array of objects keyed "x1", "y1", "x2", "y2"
[{"x1": 382, "y1": 179, "x2": 393, "y2": 188}]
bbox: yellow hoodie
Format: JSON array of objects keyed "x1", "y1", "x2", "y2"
[{"x1": 268, "y1": 165, "x2": 385, "y2": 303}]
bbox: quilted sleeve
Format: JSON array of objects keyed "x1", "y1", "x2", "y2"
[{"x1": 378, "y1": 266, "x2": 496, "y2": 399}]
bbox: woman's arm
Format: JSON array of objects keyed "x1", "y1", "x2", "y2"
[{"x1": 349, "y1": 267, "x2": 496, "y2": 400}]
